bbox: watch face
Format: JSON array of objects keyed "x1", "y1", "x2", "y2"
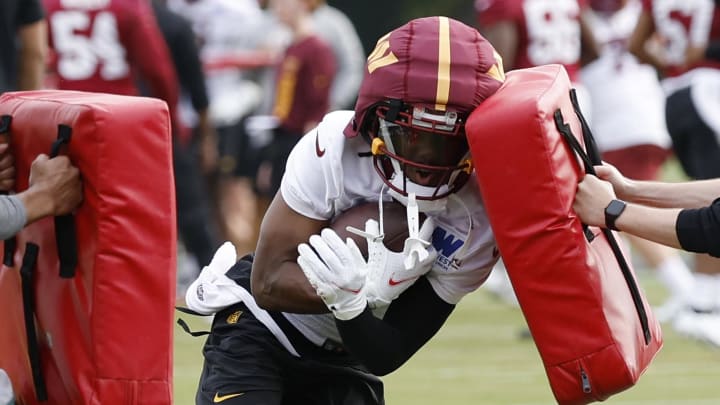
[{"x1": 606, "y1": 199, "x2": 626, "y2": 216}]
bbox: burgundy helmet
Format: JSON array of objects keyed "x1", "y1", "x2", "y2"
[{"x1": 344, "y1": 16, "x2": 505, "y2": 204}]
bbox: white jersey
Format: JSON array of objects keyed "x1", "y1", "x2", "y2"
[
  {"x1": 280, "y1": 111, "x2": 498, "y2": 346},
  {"x1": 580, "y1": 0, "x2": 671, "y2": 151}
]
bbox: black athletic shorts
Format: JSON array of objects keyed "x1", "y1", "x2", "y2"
[
  {"x1": 193, "y1": 259, "x2": 385, "y2": 405},
  {"x1": 254, "y1": 129, "x2": 301, "y2": 197},
  {"x1": 665, "y1": 86, "x2": 720, "y2": 180},
  {"x1": 216, "y1": 118, "x2": 261, "y2": 179}
]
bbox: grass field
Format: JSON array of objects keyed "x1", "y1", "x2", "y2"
[{"x1": 172, "y1": 271, "x2": 720, "y2": 404}]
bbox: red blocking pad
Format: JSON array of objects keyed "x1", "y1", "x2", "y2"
[
  {"x1": 0, "y1": 90, "x2": 176, "y2": 405},
  {"x1": 466, "y1": 65, "x2": 662, "y2": 405}
]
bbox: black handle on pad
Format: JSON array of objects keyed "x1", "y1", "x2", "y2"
[{"x1": 50, "y1": 125, "x2": 78, "y2": 278}]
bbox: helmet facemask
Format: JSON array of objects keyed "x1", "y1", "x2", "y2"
[{"x1": 365, "y1": 101, "x2": 474, "y2": 208}]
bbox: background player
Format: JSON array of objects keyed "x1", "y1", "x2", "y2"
[{"x1": 628, "y1": 0, "x2": 720, "y2": 332}]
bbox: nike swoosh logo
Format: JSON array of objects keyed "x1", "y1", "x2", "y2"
[
  {"x1": 388, "y1": 276, "x2": 417, "y2": 286},
  {"x1": 315, "y1": 131, "x2": 326, "y2": 157},
  {"x1": 339, "y1": 286, "x2": 363, "y2": 294},
  {"x1": 214, "y1": 392, "x2": 244, "y2": 403}
]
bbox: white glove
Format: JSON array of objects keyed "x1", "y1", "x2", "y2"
[
  {"x1": 297, "y1": 228, "x2": 368, "y2": 320},
  {"x1": 356, "y1": 216, "x2": 437, "y2": 309},
  {"x1": 185, "y1": 241, "x2": 244, "y2": 315}
]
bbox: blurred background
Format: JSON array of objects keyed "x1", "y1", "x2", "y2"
[
  {"x1": 328, "y1": 0, "x2": 477, "y2": 52},
  {"x1": 7, "y1": 0, "x2": 718, "y2": 403}
]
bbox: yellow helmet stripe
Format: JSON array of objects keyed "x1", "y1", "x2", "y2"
[{"x1": 435, "y1": 16, "x2": 451, "y2": 111}]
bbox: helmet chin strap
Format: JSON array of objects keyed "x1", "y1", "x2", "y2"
[
  {"x1": 387, "y1": 182, "x2": 449, "y2": 213},
  {"x1": 355, "y1": 185, "x2": 472, "y2": 269}
]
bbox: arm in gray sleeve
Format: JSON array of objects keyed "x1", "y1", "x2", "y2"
[
  {"x1": 0, "y1": 195, "x2": 27, "y2": 239},
  {"x1": 313, "y1": 5, "x2": 365, "y2": 110}
]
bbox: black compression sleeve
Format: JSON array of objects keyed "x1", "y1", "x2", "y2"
[
  {"x1": 676, "y1": 198, "x2": 720, "y2": 258},
  {"x1": 335, "y1": 277, "x2": 454, "y2": 376}
]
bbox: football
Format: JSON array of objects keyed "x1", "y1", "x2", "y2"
[{"x1": 330, "y1": 200, "x2": 424, "y2": 256}]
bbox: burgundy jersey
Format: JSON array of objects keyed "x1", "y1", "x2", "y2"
[
  {"x1": 476, "y1": 0, "x2": 587, "y2": 80},
  {"x1": 272, "y1": 35, "x2": 336, "y2": 136},
  {"x1": 44, "y1": 0, "x2": 178, "y2": 113},
  {"x1": 641, "y1": 0, "x2": 720, "y2": 76}
]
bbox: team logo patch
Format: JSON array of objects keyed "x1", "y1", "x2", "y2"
[
  {"x1": 432, "y1": 227, "x2": 465, "y2": 271},
  {"x1": 367, "y1": 33, "x2": 399, "y2": 74},
  {"x1": 226, "y1": 310, "x2": 243, "y2": 324}
]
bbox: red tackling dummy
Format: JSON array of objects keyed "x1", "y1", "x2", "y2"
[
  {"x1": 0, "y1": 91, "x2": 176, "y2": 405},
  {"x1": 466, "y1": 65, "x2": 662, "y2": 405}
]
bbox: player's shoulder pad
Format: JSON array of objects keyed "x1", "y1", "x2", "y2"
[
  {"x1": 311, "y1": 110, "x2": 357, "y2": 160},
  {"x1": 317, "y1": 110, "x2": 355, "y2": 134}
]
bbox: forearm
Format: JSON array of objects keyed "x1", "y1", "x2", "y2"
[
  {"x1": 0, "y1": 195, "x2": 27, "y2": 239},
  {"x1": 580, "y1": 14, "x2": 599, "y2": 65},
  {"x1": 251, "y1": 259, "x2": 329, "y2": 313},
  {"x1": 480, "y1": 22, "x2": 517, "y2": 70},
  {"x1": 630, "y1": 45, "x2": 664, "y2": 74},
  {"x1": 175, "y1": 27, "x2": 209, "y2": 113},
  {"x1": 627, "y1": 13, "x2": 664, "y2": 74},
  {"x1": 614, "y1": 203, "x2": 682, "y2": 249},
  {"x1": 336, "y1": 277, "x2": 453, "y2": 376},
  {"x1": 196, "y1": 108, "x2": 214, "y2": 139},
  {"x1": 17, "y1": 49, "x2": 46, "y2": 91},
  {"x1": 17, "y1": 21, "x2": 48, "y2": 91},
  {"x1": 336, "y1": 308, "x2": 409, "y2": 376},
  {"x1": 251, "y1": 192, "x2": 330, "y2": 313},
  {"x1": 622, "y1": 178, "x2": 720, "y2": 209}
]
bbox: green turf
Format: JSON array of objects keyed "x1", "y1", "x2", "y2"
[{"x1": 172, "y1": 272, "x2": 720, "y2": 404}]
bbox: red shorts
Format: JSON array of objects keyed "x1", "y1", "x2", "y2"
[{"x1": 601, "y1": 145, "x2": 671, "y2": 181}]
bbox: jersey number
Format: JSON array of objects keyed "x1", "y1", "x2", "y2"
[
  {"x1": 653, "y1": 0, "x2": 714, "y2": 65},
  {"x1": 523, "y1": 0, "x2": 581, "y2": 65},
  {"x1": 50, "y1": 10, "x2": 129, "y2": 80}
]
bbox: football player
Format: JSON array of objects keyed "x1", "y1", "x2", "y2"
[
  {"x1": 43, "y1": 0, "x2": 178, "y2": 120},
  {"x1": 475, "y1": 0, "x2": 599, "y2": 83},
  {"x1": 627, "y1": 0, "x2": 720, "y2": 338},
  {"x1": 184, "y1": 16, "x2": 504, "y2": 405},
  {"x1": 43, "y1": 0, "x2": 225, "y2": 280}
]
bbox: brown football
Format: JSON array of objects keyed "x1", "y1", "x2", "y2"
[{"x1": 330, "y1": 200, "x2": 424, "y2": 256}]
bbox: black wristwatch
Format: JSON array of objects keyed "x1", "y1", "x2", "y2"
[{"x1": 604, "y1": 199, "x2": 627, "y2": 231}]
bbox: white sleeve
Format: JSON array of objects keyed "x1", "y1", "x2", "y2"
[{"x1": 280, "y1": 112, "x2": 350, "y2": 220}]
